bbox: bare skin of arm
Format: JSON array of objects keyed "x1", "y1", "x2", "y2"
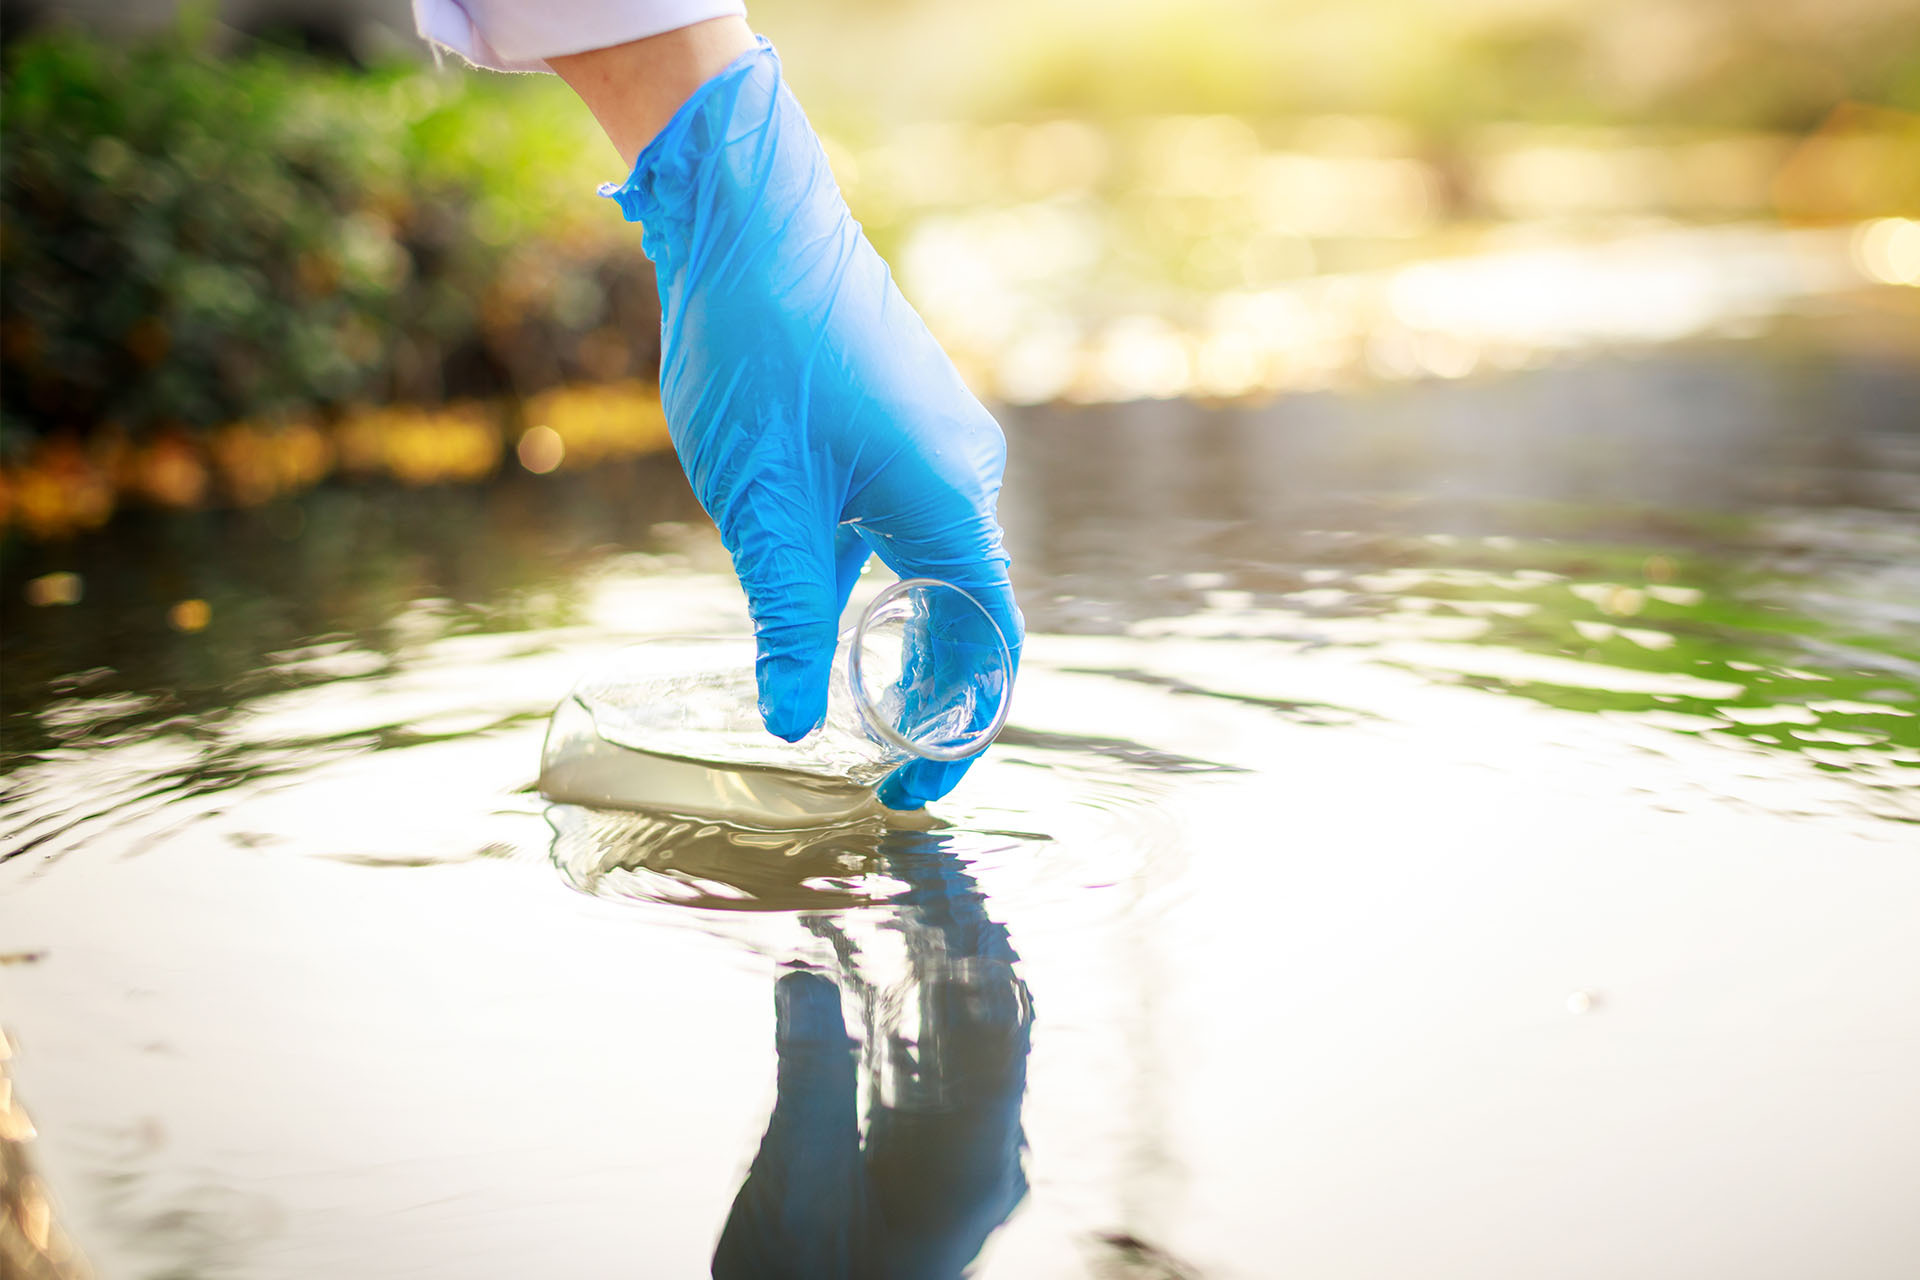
[{"x1": 547, "y1": 16, "x2": 758, "y2": 168}]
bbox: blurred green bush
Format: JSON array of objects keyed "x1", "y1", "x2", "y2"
[{"x1": 0, "y1": 22, "x2": 658, "y2": 456}]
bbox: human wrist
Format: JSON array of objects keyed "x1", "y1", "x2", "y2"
[
  {"x1": 598, "y1": 38, "x2": 826, "y2": 274},
  {"x1": 548, "y1": 16, "x2": 757, "y2": 167}
]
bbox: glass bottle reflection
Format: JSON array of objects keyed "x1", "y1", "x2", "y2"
[
  {"x1": 714, "y1": 834, "x2": 1031, "y2": 1279},
  {"x1": 546, "y1": 810, "x2": 1033, "y2": 1278}
]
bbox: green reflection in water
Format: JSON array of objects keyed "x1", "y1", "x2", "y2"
[
  {"x1": 0, "y1": 459, "x2": 708, "y2": 767},
  {"x1": 1318, "y1": 528, "x2": 1918, "y2": 797}
]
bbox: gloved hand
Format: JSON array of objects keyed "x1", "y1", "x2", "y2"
[{"x1": 601, "y1": 37, "x2": 1022, "y2": 810}]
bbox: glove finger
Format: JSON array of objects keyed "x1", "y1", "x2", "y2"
[
  {"x1": 727, "y1": 503, "x2": 841, "y2": 743},
  {"x1": 865, "y1": 533, "x2": 1024, "y2": 809},
  {"x1": 877, "y1": 754, "x2": 975, "y2": 811},
  {"x1": 872, "y1": 550, "x2": 1024, "y2": 714},
  {"x1": 863, "y1": 529, "x2": 1025, "y2": 673}
]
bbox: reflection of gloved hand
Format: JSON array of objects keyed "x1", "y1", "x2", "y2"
[{"x1": 601, "y1": 37, "x2": 1022, "y2": 809}]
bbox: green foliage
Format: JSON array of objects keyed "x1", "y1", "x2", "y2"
[{"x1": 0, "y1": 25, "x2": 651, "y2": 449}]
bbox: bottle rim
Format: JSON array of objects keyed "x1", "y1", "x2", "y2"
[{"x1": 847, "y1": 577, "x2": 1013, "y2": 763}]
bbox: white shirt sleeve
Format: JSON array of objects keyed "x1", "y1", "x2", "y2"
[{"x1": 413, "y1": 0, "x2": 748, "y2": 73}]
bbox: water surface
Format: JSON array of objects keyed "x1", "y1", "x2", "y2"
[{"x1": 3, "y1": 329, "x2": 1918, "y2": 1278}]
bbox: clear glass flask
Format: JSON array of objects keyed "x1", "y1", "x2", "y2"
[{"x1": 539, "y1": 578, "x2": 1014, "y2": 826}]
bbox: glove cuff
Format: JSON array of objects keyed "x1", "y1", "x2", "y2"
[{"x1": 597, "y1": 34, "x2": 779, "y2": 260}]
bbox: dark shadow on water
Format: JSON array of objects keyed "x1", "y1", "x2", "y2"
[
  {"x1": 1057, "y1": 668, "x2": 1375, "y2": 726},
  {"x1": 993, "y1": 725, "x2": 1249, "y2": 774}
]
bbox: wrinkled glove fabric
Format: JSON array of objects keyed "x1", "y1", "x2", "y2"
[{"x1": 601, "y1": 38, "x2": 1023, "y2": 809}]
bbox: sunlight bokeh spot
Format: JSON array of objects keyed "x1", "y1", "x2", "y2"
[
  {"x1": 23, "y1": 572, "x2": 82, "y2": 607},
  {"x1": 517, "y1": 425, "x2": 565, "y2": 475},
  {"x1": 1852, "y1": 217, "x2": 1920, "y2": 286},
  {"x1": 168, "y1": 599, "x2": 211, "y2": 633}
]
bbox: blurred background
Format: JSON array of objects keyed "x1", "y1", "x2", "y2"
[
  {"x1": 4, "y1": 0, "x2": 1917, "y2": 759},
  {"x1": 3, "y1": 0, "x2": 1918, "y2": 537},
  {"x1": 5, "y1": 5, "x2": 1920, "y2": 1278}
]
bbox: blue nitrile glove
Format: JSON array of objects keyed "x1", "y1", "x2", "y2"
[{"x1": 601, "y1": 37, "x2": 1022, "y2": 810}]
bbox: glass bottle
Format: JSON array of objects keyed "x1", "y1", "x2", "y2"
[{"x1": 539, "y1": 578, "x2": 1013, "y2": 826}]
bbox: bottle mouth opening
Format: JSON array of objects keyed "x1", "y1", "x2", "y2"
[{"x1": 848, "y1": 578, "x2": 1013, "y2": 763}]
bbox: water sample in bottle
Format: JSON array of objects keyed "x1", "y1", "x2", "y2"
[{"x1": 539, "y1": 578, "x2": 1014, "y2": 826}]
